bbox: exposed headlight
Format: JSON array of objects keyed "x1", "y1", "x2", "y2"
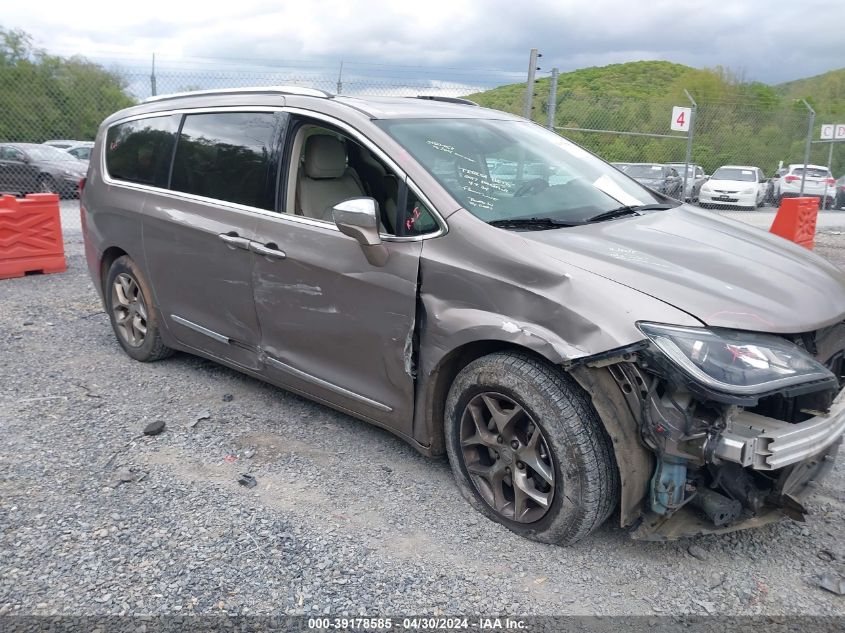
[
  {"x1": 638, "y1": 323, "x2": 834, "y2": 395},
  {"x1": 741, "y1": 187, "x2": 754, "y2": 194},
  {"x1": 700, "y1": 183, "x2": 712, "y2": 192}
]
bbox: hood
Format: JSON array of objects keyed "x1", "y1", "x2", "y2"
[
  {"x1": 521, "y1": 205, "x2": 845, "y2": 334},
  {"x1": 705, "y1": 179, "x2": 754, "y2": 191}
]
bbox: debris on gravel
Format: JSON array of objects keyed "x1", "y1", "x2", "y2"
[{"x1": 142, "y1": 420, "x2": 166, "y2": 436}]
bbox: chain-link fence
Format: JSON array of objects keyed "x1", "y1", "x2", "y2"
[{"x1": 0, "y1": 36, "x2": 842, "y2": 207}]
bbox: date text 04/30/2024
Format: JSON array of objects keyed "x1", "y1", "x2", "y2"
[{"x1": 307, "y1": 617, "x2": 528, "y2": 630}]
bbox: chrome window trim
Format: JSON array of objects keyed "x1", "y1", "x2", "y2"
[
  {"x1": 265, "y1": 356, "x2": 393, "y2": 412},
  {"x1": 100, "y1": 106, "x2": 448, "y2": 243}
]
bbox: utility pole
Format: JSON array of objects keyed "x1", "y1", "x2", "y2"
[
  {"x1": 522, "y1": 48, "x2": 541, "y2": 121},
  {"x1": 800, "y1": 99, "x2": 815, "y2": 196},
  {"x1": 336, "y1": 60, "x2": 344, "y2": 95},
  {"x1": 547, "y1": 68, "x2": 558, "y2": 130},
  {"x1": 150, "y1": 53, "x2": 157, "y2": 97}
]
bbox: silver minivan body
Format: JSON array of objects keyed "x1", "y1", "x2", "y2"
[{"x1": 82, "y1": 88, "x2": 845, "y2": 543}]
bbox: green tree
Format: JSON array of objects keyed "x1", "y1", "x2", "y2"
[{"x1": 0, "y1": 26, "x2": 136, "y2": 142}]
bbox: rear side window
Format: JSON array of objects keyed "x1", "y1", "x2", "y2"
[
  {"x1": 793, "y1": 167, "x2": 831, "y2": 178},
  {"x1": 106, "y1": 115, "x2": 178, "y2": 187},
  {"x1": 170, "y1": 112, "x2": 284, "y2": 210}
]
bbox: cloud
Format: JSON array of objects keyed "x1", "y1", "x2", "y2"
[{"x1": 3, "y1": 0, "x2": 843, "y2": 90}]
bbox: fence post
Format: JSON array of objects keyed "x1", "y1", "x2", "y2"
[
  {"x1": 150, "y1": 53, "x2": 157, "y2": 97},
  {"x1": 682, "y1": 89, "x2": 697, "y2": 202},
  {"x1": 824, "y1": 140, "x2": 834, "y2": 209},
  {"x1": 336, "y1": 60, "x2": 344, "y2": 95},
  {"x1": 800, "y1": 99, "x2": 815, "y2": 196},
  {"x1": 547, "y1": 68, "x2": 558, "y2": 130},
  {"x1": 523, "y1": 48, "x2": 539, "y2": 120}
]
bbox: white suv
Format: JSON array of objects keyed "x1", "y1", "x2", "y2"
[{"x1": 775, "y1": 164, "x2": 836, "y2": 206}]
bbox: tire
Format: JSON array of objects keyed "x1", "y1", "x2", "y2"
[
  {"x1": 39, "y1": 175, "x2": 58, "y2": 194},
  {"x1": 444, "y1": 352, "x2": 619, "y2": 545},
  {"x1": 104, "y1": 256, "x2": 173, "y2": 362}
]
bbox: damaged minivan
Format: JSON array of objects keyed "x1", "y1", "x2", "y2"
[{"x1": 81, "y1": 87, "x2": 845, "y2": 544}]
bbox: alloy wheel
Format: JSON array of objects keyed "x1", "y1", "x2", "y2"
[
  {"x1": 459, "y1": 392, "x2": 555, "y2": 523},
  {"x1": 111, "y1": 273, "x2": 148, "y2": 347}
]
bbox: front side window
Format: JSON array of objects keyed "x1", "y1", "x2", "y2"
[
  {"x1": 1, "y1": 147, "x2": 24, "y2": 161},
  {"x1": 106, "y1": 115, "x2": 178, "y2": 187},
  {"x1": 287, "y1": 120, "x2": 438, "y2": 236},
  {"x1": 376, "y1": 118, "x2": 667, "y2": 226},
  {"x1": 171, "y1": 112, "x2": 284, "y2": 210}
]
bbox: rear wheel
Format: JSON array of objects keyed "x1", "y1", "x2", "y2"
[
  {"x1": 444, "y1": 352, "x2": 619, "y2": 545},
  {"x1": 105, "y1": 256, "x2": 173, "y2": 362}
]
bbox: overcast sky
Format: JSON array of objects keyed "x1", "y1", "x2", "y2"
[{"x1": 4, "y1": 0, "x2": 843, "y2": 92}]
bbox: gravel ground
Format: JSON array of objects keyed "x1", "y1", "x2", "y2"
[{"x1": 0, "y1": 202, "x2": 843, "y2": 618}]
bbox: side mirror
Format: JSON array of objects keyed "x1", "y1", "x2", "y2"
[{"x1": 332, "y1": 197, "x2": 388, "y2": 267}]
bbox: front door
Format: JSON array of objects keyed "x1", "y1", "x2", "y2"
[{"x1": 250, "y1": 214, "x2": 422, "y2": 433}]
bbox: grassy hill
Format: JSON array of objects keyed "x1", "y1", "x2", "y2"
[
  {"x1": 775, "y1": 68, "x2": 845, "y2": 126},
  {"x1": 466, "y1": 61, "x2": 845, "y2": 176}
]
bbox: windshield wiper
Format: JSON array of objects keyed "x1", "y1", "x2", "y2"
[
  {"x1": 488, "y1": 217, "x2": 582, "y2": 230},
  {"x1": 585, "y1": 203, "x2": 677, "y2": 224}
]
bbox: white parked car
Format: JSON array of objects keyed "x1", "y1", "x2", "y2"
[
  {"x1": 64, "y1": 141, "x2": 95, "y2": 164},
  {"x1": 773, "y1": 164, "x2": 836, "y2": 207},
  {"x1": 698, "y1": 165, "x2": 767, "y2": 210}
]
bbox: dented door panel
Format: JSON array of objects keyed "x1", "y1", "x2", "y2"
[
  {"x1": 250, "y1": 215, "x2": 422, "y2": 435},
  {"x1": 143, "y1": 196, "x2": 262, "y2": 370}
]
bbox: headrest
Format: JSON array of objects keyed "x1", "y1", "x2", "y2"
[
  {"x1": 358, "y1": 145, "x2": 386, "y2": 176},
  {"x1": 304, "y1": 135, "x2": 347, "y2": 179}
]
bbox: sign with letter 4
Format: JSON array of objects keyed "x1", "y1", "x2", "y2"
[{"x1": 671, "y1": 106, "x2": 691, "y2": 132}]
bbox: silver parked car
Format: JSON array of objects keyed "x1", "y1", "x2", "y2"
[
  {"x1": 667, "y1": 163, "x2": 708, "y2": 202},
  {"x1": 81, "y1": 87, "x2": 845, "y2": 544}
]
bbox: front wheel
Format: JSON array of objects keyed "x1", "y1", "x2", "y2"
[
  {"x1": 444, "y1": 352, "x2": 619, "y2": 545},
  {"x1": 39, "y1": 175, "x2": 58, "y2": 194}
]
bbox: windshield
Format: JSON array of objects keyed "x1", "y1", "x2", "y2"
[
  {"x1": 621, "y1": 164, "x2": 666, "y2": 178},
  {"x1": 668, "y1": 164, "x2": 694, "y2": 175},
  {"x1": 376, "y1": 118, "x2": 666, "y2": 225},
  {"x1": 26, "y1": 145, "x2": 80, "y2": 162},
  {"x1": 712, "y1": 167, "x2": 756, "y2": 182}
]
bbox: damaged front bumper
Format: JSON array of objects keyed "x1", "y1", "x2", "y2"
[
  {"x1": 632, "y1": 437, "x2": 840, "y2": 541},
  {"x1": 714, "y1": 387, "x2": 845, "y2": 470},
  {"x1": 585, "y1": 350, "x2": 845, "y2": 541}
]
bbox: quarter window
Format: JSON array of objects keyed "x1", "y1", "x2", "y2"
[
  {"x1": 170, "y1": 112, "x2": 284, "y2": 210},
  {"x1": 106, "y1": 115, "x2": 178, "y2": 187}
]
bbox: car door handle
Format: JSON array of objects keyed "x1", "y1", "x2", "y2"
[
  {"x1": 249, "y1": 242, "x2": 286, "y2": 260},
  {"x1": 218, "y1": 232, "x2": 251, "y2": 250}
]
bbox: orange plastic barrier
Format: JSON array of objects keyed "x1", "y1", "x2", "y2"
[
  {"x1": 769, "y1": 196, "x2": 818, "y2": 250},
  {"x1": 0, "y1": 193, "x2": 67, "y2": 280}
]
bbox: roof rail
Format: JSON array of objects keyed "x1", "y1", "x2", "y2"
[
  {"x1": 413, "y1": 95, "x2": 479, "y2": 106},
  {"x1": 144, "y1": 85, "x2": 333, "y2": 103}
]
